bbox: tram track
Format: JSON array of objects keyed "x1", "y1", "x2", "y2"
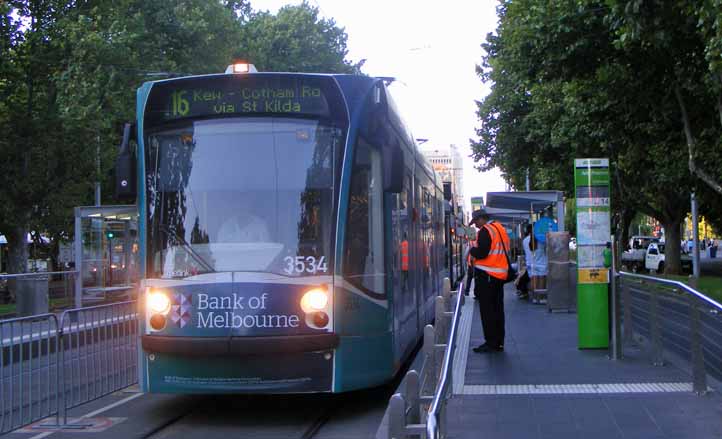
[
  {"x1": 137, "y1": 381, "x2": 401, "y2": 439},
  {"x1": 141, "y1": 406, "x2": 195, "y2": 439},
  {"x1": 298, "y1": 404, "x2": 338, "y2": 439},
  {"x1": 100, "y1": 342, "x2": 421, "y2": 439}
]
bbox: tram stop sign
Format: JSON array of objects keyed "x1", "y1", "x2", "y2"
[{"x1": 574, "y1": 158, "x2": 611, "y2": 349}]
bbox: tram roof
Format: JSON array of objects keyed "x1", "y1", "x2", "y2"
[{"x1": 143, "y1": 71, "x2": 379, "y2": 86}]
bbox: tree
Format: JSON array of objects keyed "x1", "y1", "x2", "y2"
[
  {"x1": 608, "y1": 0, "x2": 722, "y2": 197},
  {"x1": 0, "y1": 0, "x2": 241, "y2": 275},
  {"x1": 1, "y1": 0, "x2": 362, "y2": 277},
  {"x1": 237, "y1": 2, "x2": 363, "y2": 74},
  {"x1": 471, "y1": 0, "x2": 713, "y2": 274}
]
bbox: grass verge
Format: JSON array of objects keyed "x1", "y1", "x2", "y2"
[
  {"x1": 650, "y1": 274, "x2": 722, "y2": 303},
  {"x1": 0, "y1": 297, "x2": 75, "y2": 318}
]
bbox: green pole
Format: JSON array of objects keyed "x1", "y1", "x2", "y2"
[{"x1": 575, "y1": 158, "x2": 611, "y2": 348}]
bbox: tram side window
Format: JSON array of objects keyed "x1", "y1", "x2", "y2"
[{"x1": 344, "y1": 141, "x2": 385, "y2": 294}]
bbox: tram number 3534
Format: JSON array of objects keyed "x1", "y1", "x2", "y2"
[{"x1": 283, "y1": 256, "x2": 328, "y2": 275}]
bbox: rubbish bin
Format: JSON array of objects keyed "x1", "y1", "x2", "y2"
[{"x1": 16, "y1": 275, "x2": 49, "y2": 316}]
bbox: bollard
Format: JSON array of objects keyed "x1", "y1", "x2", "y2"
[
  {"x1": 16, "y1": 275, "x2": 49, "y2": 316},
  {"x1": 388, "y1": 393, "x2": 406, "y2": 439},
  {"x1": 688, "y1": 297, "x2": 707, "y2": 395},
  {"x1": 649, "y1": 289, "x2": 664, "y2": 366},
  {"x1": 405, "y1": 370, "x2": 420, "y2": 424},
  {"x1": 424, "y1": 324, "x2": 437, "y2": 391},
  {"x1": 435, "y1": 297, "x2": 447, "y2": 341},
  {"x1": 443, "y1": 277, "x2": 451, "y2": 297}
]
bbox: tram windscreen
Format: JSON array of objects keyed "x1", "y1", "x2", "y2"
[{"x1": 145, "y1": 117, "x2": 343, "y2": 278}]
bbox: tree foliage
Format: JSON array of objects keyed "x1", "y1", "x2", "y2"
[
  {"x1": 472, "y1": 0, "x2": 722, "y2": 274},
  {"x1": 238, "y1": 2, "x2": 362, "y2": 74},
  {"x1": 0, "y1": 0, "x2": 360, "y2": 273}
]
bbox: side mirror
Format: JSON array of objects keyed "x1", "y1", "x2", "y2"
[
  {"x1": 383, "y1": 145, "x2": 404, "y2": 193},
  {"x1": 115, "y1": 123, "x2": 137, "y2": 201}
]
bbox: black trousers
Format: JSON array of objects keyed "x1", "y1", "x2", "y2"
[
  {"x1": 474, "y1": 269, "x2": 505, "y2": 347},
  {"x1": 464, "y1": 264, "x2": 474, "y2": 293}
]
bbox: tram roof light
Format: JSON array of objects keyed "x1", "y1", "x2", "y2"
[{"x1": 225, "y1": 62, "x2": 258, "y2": 74}]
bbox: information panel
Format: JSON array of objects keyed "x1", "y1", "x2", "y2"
[{"x1": 575, "y1": 158, "x2": 610, "y2": 348}]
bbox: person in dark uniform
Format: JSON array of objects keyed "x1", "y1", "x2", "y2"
[{"x1": 469, "y1": 209, "x2": 510, "y2": 353}]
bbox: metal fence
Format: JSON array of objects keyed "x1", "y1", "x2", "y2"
[
  {"x1": 0, "y1": 313, "x2": 61, "y2": 432},
  {"x1": 58, "y1": 301, "x2": 138, "y2": 422},
  {"x1": 0, "y1": 301, "x2": 138, "y2": 433},
  {"x1": 618, "y1": 271, "x2": 722, "y2": 394},
  {"x1": 387, "y1": 278, "x2": 464, "y2": 439}
]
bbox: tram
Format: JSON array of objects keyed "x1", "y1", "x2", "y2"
[{"x1": 116, "y1": 63, "x2": 450, "y2": 393}]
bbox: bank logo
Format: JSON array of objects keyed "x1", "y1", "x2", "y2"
[{"x1": 170, "y1": 293, "x2": 193, "y2": 328}]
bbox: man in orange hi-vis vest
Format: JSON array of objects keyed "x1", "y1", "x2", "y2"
[
  {"x1": 400, "y1": 233, "x2": 409, "y2": 292},
  {"x1": 469, "y1": 209, "x2": 510, "y2": 353}
]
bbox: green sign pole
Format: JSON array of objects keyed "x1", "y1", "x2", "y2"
[{"x1": 575, "y1": 158, "x2": 611, "y2": 348}]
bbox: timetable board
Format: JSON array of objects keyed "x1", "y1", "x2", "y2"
[{"x1": 575, "y1": 158, "x2": 610, "y2": 348}]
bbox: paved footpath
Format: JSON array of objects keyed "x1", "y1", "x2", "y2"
[{"x1": 447, "y1": 285, "x2": 722, "y2": 439}]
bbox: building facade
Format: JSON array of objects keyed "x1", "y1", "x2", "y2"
[{"x1": 419, "y1": 144, "x2": 465, "y2": 209}]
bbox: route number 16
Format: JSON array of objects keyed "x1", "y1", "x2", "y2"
[
  {"x1": 283, "y1": 256, "x2": 328, "y2": 275},
  {"x1": 171, "y1": 90, "x2": 189, "y2": 117}
]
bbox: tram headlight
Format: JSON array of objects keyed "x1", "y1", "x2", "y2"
[
  {"x1": 147, "y1": 290, "x2": 171, "y2": 315},
  {"x1": 300, "y1": 288, "x2": 328, "y2": 313}
]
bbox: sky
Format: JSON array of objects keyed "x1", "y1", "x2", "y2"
[{"x1": 253, "y1": 0, "x2": 507, "y2": 214}]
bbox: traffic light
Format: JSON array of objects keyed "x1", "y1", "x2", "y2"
[{"x1": 106, "y1": 231, "x2": 115, "y2": 239}]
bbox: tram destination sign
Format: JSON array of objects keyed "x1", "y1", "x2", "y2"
[{"x1": 144, "y1": 75, "x2": 343, "y2": 125}]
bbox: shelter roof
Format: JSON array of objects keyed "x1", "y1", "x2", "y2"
[{"x1": 483, "y1": 191, "x2": 564, "y2": 223}]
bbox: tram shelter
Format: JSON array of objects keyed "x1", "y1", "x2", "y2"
[
  {"x1": 73, "y1": 205, "x2": 139, "y2": 308},
  {"x1": 484, "y1": 190, "x2": 565, "y2": 229}
]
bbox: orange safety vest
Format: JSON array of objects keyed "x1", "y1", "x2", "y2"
[
  {"x1": 400, "y1": 240, "x2": 409, "y2": 271},
  {"x1": 473, "y1": 222, "x2": 510, "y2": 280}
]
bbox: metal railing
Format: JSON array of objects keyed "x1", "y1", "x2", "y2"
[
  {"x1": 387, "y1": 278, "x2": 464, "y2": 439},
  {"x1": 426, "y1": 281, "x2": 464, "y2": 439},
  {"x1": 57, "y1": 301, "x2": 138, "y2": 423},
  {"x1": 0, "y1": 313, "x2": 61, "y2": 432},
  {"x1": 0, "y1": 301, "x2": 138, "y2": 433},
  {"x1": 617, "y1": 270, "x2": 722, "y2": 394}
]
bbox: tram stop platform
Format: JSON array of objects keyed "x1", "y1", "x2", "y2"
[{"x1": 441, "y1": 284, "x2": 722, "y2": 439}]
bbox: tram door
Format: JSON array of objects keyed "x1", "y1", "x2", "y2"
[
  {"x1": 413, "y1": 180, "x2": 424, "y2": 336},
  {"x1": 394, "y1": 172, "x2": 417, "y2": 359}
]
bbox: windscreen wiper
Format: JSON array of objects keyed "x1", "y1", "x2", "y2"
[{"x1": 159, "y1": 224, "x2": 215, "y2": 274}]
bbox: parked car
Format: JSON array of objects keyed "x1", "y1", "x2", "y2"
[
  {"x1": 645, "y1": 243, "x2": 693, "y2": 273},
  {"x1": 621, "y1": 235, "x2": 659, "y2": 272}
]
